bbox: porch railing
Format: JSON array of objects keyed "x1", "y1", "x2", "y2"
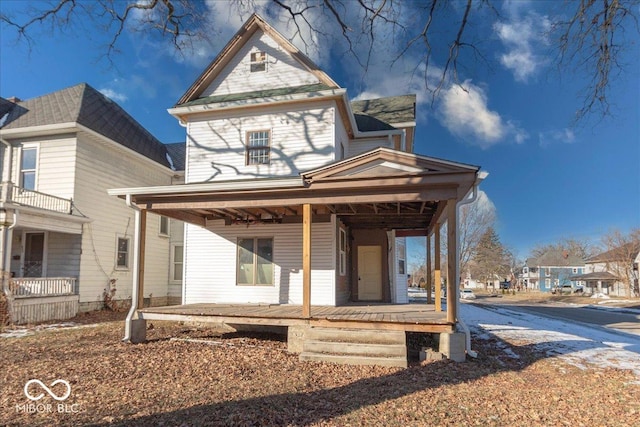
[
  {"x1": 8, "y1": 277, "x2": 77, "y2": 298},
  {"x1": 1, "y1": 182, "x2": 73, "y2": 214}
]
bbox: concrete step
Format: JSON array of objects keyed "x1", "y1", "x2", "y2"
[
  {"x1": 305, "y1": 327, "x2": 406, "y2": 345},
  {"x1": 303, "y1": 340, "x2": 407, "y2": 357},
  {"x1": 300, "y1": 352, "x2": 408, "y2": 368}
]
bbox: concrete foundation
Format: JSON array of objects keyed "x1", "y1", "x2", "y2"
[
  {"x1": 287, "y1": 325, "x2": 308, "y2": 353},
  {"x1": 129, "y1": 319, "x2": 147, "y2": 344},
  {"x1": 439, "y1": 332, "x2": 466, "y2": 362}
]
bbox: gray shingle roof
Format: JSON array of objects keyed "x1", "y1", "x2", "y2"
[
  {"x1": 350, "y1": 95, "x2": 416, "y2": 132},
  {"x1": 526, "y1": 251, "x2": 585, "y2": 267},
  {"x1": 587, "y1": 242, "x2": 640, "y2": 263},
  {"x1": 1, "y1": 84, "x2": 170, "y2": 168},
  {"x1": 165, "y1": 142, "x2": 186, "y2": 171}
]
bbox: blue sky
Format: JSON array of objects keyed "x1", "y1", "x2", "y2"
[{"x1": 1, "y1": 1, "x2": 638, "y2": 260}]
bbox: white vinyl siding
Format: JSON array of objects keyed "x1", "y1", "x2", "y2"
[
  {"x1": 74, "y1": 133, "x2": 174, "y2": 304},
  {"x1": 12, "y1": 136, "x2": 77, "y2": 199},
  {"x1": 348, "y1": 137, "x2": 393, "y2": 157},
  {"x1": 186, "y1": 102, "x2": 335, "y2": 183},
  {"x1": 184, "y1": 219, "x2": 336, "y2": 305},
  {"x1": 201, "y1": 30, "x2": 321, "y2": 98},
  {"x1": 46, "y1": 232, "x2": 82, "y2": 279}
]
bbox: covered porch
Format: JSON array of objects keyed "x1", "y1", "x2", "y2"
[
  {"x1": 0, "y1": 183, "x2": 90, "y2": 324},
  {"x1": 110, "y1": 148, "x2": 485, "y2": 362}
]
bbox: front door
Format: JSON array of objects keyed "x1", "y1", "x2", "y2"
[
  {"x1": 23, "y1": 232, "x2": 45, "y2": 277},
  {"x1": 357, "y1": 245, "x2": 382, "y2": 300}
]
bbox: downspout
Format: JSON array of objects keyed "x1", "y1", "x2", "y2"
[
  {"x1": 455, "y1": 171, "x2": 489, "y2": 358},
  {"x1": 123, "y1": 194, "x2": 141, "y2": 342}
]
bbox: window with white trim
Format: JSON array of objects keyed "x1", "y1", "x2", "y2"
[
  {"x1": 545, "y1": 267, "x2": 551, "y2": 277},
  {"x1": 572, "y1": 267, "x2": 578, "y2": 274},
  {"x1": 545, "y1": 278, "x2": 551, "y2": 287},
  {"x1": 339, "y1": 229, "x2": 346, "y2": 276},
  {"x1": 20, "y1": 146, "x2": 37, "y2": 190},
  {"x1": 522, "y1": 267, "x2": 528, "y2": 274},
  {"x1": 237, "y1": 238, "x2": 273, "y2": 286},
  {"x1": 116, "y1": 237, "x2": 130, "y2": 269},
  {"x1": 246, "y1": 130, "x2": 270, "y2": 165},
  {"x1": 250, "y1": 51, "x2": 267, "y2": 72},
  {"x1": 159, "y1": 216, "x2": 169, "y2": 237},
  {"x1": 397, "y1": 239, "x2": 406, "y2": 275},
  {"x1": 171, "y1": 245, "x2": 183, "y2": 282}
]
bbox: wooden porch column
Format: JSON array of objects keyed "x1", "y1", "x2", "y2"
[
  {"x1": 446, "y1": 199, "x2": 457, "y2": 323},
  {"x1": 302, "y1": 203, "x2": 311, "y2": 318},
  {"x1": 426, "y1": 234, "x2": 432, "y2": 304},
  {"x1": 137, "y1": 209, "x2": 147, "y2": 309},
  {"x1": 434, "y1": 226, "x2": 442, "y2": 312}
]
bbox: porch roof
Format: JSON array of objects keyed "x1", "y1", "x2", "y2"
[
  {"x1": 109, "y1": 148, "x2": 483, "y2": 232},
  {"x1": 571, "y1": 271, "x2": 620, "y2": 281}
]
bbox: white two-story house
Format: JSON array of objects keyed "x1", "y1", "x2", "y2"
[
  {"x1": 111, "y1": 14, "x2": 485, "y2": 362},
  {"x1": 0, "y1": 84, "x2": 184, "y2": 324}
]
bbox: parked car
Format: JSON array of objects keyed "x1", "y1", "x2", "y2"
[
  {"x1": 461, "y1": 289, "x2": 476, "y2": 300},
  {"x1": 551, "y1": 284, "x2": 573, "y2": 294}
]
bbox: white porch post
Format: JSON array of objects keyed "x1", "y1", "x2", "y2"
[{"x1": 446, "y1": 198, "x2": 457, "y2": 324}]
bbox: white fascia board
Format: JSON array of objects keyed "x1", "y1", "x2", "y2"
[
  {"x1": 108, "y1": 177, "x2": 305, "y2": 197},
  {"x1": 168, "y1": 88, "x2": 348, "y2": 118},
  {"x1": 0, "y1": 122, "x2": 77, "y2": 138}
]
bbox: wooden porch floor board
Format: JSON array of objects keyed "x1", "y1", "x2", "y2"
[{"x1": 139, "y1": 302, "x2": 452, "y2": 333}]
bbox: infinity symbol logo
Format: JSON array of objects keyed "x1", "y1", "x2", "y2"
[{"x1": 24, "y1": 379, "x2": 72, "y2": 401}]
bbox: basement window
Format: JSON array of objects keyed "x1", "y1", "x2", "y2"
[{"x1": 250, "y1": 51, "x2": 267, "y2": 72}]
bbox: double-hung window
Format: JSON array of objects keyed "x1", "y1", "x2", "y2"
[
  {"x1": 20, "y1": 146, "x2": 37, "y2": 190},
  {"x1": 246, "y1": 130, "x2": 270, "y2": 165},
  {"x1": 116, "y1": 237, "x2": 130, "y2": 269},
  {"x1": 159, "y1": 216, "x2": 169, "y2": 237},
  {"x1": 237, "y1": 238, "x2": 273, "y2": 286},
  {"x1": 171, "y1": 245, "x2": 183, "y2": 282}
]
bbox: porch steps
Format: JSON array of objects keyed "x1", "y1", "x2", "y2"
[{"x1": 299, "y1": 327, "x2": 408, "y2": 367}]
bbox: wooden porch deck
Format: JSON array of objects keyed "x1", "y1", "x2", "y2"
[{"x1": 139, "y1": 302, "x2": 453, "y2": 333}]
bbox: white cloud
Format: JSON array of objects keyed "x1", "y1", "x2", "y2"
[
  {"x1": 98, "y1": 88, "x2": 128, "y2": 103},
  {"x1": 539, "y1": 128, "x2": 576, "y2": 147},
  {"x1": 494, "y1": 14, "x2": 551, "y2": 82},
  {"x1": 438, "y1": 80, "x2": 528, "y2": 148}
]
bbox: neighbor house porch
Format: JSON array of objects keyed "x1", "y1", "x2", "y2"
[{"x1": 0, "y1": 182, "x2": 90, "y2": 323}]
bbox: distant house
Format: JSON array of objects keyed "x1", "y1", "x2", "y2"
[
  {"x1": 0, "y1": 84, "x2": 184, "y2": 324},
  {"x1": 522, "y1": 251, "x2": 585, "y2": 292},
  {"x1": 572, "y1": 243, "x2": 640, "y2": 297}
]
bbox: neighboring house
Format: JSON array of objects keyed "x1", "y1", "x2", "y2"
[
  {"x1": 572, "y1": 243, "x2": 640, "y2": 296},
  {"x1": 110, "y1": 14, "x2": 485, "y2": 363},
  {"x1": 522, "y1": 251, "x2": 585, "y2": 292},
  {"x1": 0, "y1": 84, "x2": 184, "y2": 324}
]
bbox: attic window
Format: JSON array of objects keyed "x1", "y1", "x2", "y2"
[{"x1": 250, "y1": 51, "x2": 267, "y2": 72}]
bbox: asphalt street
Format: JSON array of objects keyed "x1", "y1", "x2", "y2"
[{"x1": 471, "y1": 298, "x2": 640, "y2": 337}]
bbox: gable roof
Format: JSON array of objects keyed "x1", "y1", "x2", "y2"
[
  {"x1": 1, "y1": 83, "x2": 170, "y2": 168},
  {"x1": 586, "y1": 242, "x2": 640, "y2": 264},
  {"x1": 526, "y1": 251, "x2": 585, "y2": 267},
  {"x1": 303, "y1": 147, "x2": 479, "y2": 182},
  {"x1": 176, "y1": 13, "x2": 339, "y2": 106},
  {"x1": 0, "y1": 97, "x2": 16, "y2": 119},
  {"x1": 164, "y1": 142, "x2": 186, "y2": 171},
  {"x1": 351, "y1": 95, "x2": 416, "y2": 131}
]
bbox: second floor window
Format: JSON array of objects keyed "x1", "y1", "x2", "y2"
[
  {"x1": 246, "y1": 130, "x2": 270, "y2": 165},
  {"x1": 21, "y1": 147, "x2": 37, "y2": 190}
]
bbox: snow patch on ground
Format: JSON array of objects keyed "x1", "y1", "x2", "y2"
[
  {"x1": 461, "y1": 303, "x2": 640, "y2": 382},
  {"x1": 0, "y1": 322, "x2": 98, "y2": 338}
]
